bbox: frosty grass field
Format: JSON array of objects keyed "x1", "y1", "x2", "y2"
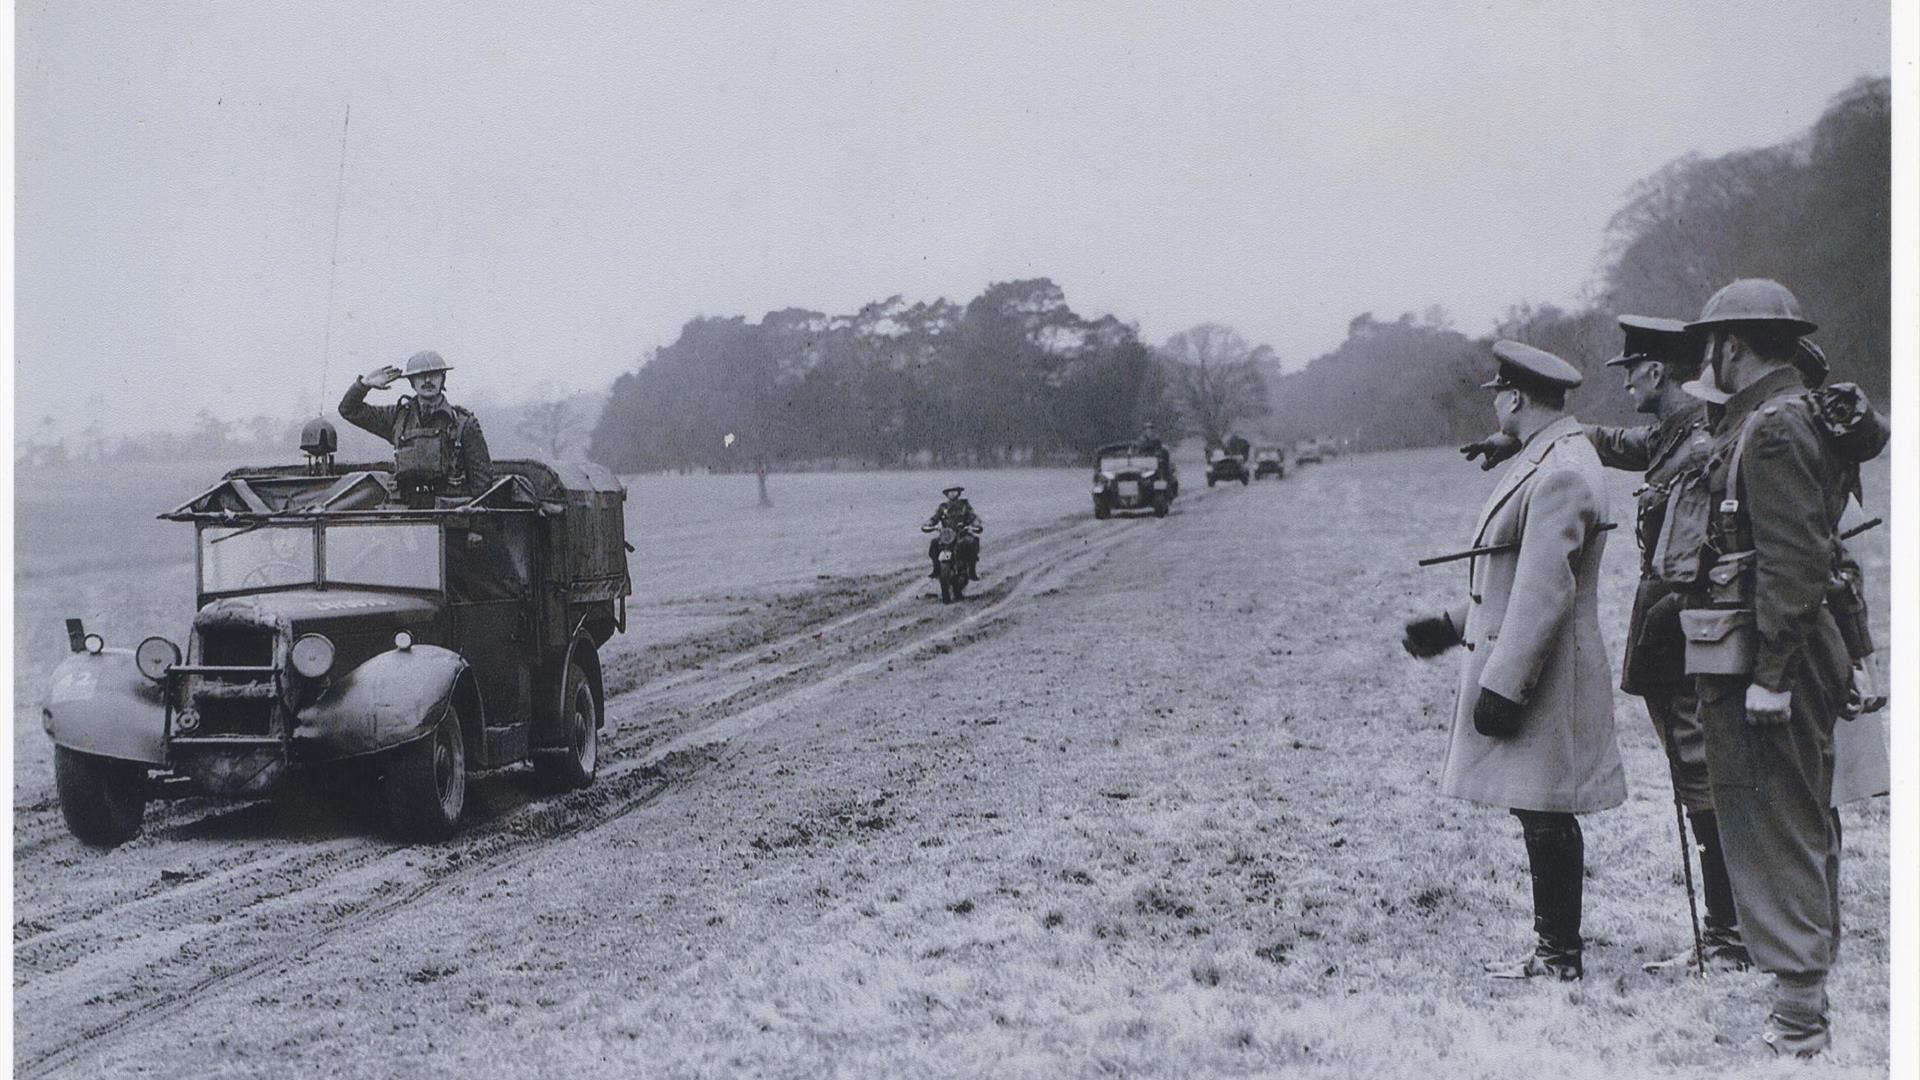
[{"x1": 12, "y1": 448, "x2": 1891, "y2": 1079}]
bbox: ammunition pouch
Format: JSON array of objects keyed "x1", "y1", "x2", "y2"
[
  {"x1": 1652, "y1": 467, "x2": 1714, "y2": 587},
  {"x1": 1680, "y1": 607, "x2": 1756, "y2": 677},
  {"x1": 392, "y1": 408, "x2": 466, "y2": 491},
  {"x1": 394, "y1": 433, "x2": 454, "y2": 490}
]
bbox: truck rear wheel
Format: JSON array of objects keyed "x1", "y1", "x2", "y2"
[
  {"x1": 386, "y1": 706, "x2": 467, "y2": 841},
  {"x1": 1093, "y1": 497, "x2": 1111, "y2": 520},
  {"x1": 54, "y1": 746, "x2": 147, "y2": 848},
  {"x1": 534, "y1": 660, "x2": 599, "y2": 790}
]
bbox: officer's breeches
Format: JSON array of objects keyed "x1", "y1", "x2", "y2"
[
  {"x1": 1643, "y1": 689, "x2": 1711, "y2": 814},
  {"x1": 1697, "y1": 667, "x2": 1841, "y2": 979}
]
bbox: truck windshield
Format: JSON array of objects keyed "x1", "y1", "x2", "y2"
[
  {"x1": 201, "y1": 526, "x2": 316, "y2": 593},
  {"x1": 325, "y1": 523, "x2": 441, "y2": 590},
  {"x1": 1099, "y1": 454, "x2": 1154, "y2": 473}
]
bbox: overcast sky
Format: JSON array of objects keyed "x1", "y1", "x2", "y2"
[{"x1": 15, "y1": 1, "x2": 1890, "y2": 435}]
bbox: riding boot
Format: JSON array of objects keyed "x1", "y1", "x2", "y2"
[
  {"x1": 1488, "y1": 810, "x2": 1583, "y2": 980},
  {"x1": 1690, "y1": 810, "x2": 1751, "y2": 965}
]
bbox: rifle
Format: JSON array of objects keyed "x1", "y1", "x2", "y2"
[
  {"x1": 1418, "y1": 522, "x2": 1618, "y2": 568},
  {"x1": 1839, "y1": 517, "x2": 1882, "y2": 542}
]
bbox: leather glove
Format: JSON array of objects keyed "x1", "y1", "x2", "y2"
[
  {"x1": 1402, "y1": 614, "x2": 1462, "y2": 658},
  {"x1": 1472, "y1": 688, "x2": 1524, "y2": 738},
  {"x1": 1744, "y1": 683, "x2": 1792, "y2": 726},
  {"x1": 1459, "y1": 432, "x2": 1523, "y2": 471}
]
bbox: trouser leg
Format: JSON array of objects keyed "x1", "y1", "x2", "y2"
[
  {"x1": 1646, "y1": 689, "x2": 1712, "y2": 813},
  {"x1": 1697, "y1": 672, "x2": 1840, "y2": 981},
  {"x1": 1687, "y1": 810, "x2": 1744, "y2": 951},
  {"x1": 1512, "y1": 809, "x2": 1583, "y2": 961}
]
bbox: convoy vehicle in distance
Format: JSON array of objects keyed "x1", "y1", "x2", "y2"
[
  {"x1": 42, "y1": 450, "x2": 631, "y2": 846},
  {"x1": 1252, "y1": 447, "x2": 1286, "y2": 479},
  {"x1": 1205, "y1": 448, "x2": 1250, "y2": 487},
  {"x1": 1294, "y1": 439, "x2": 1326, "y2": 465},
  {"x1": 1092, "y1": 442, "x2": 1178, "y2": 518}
]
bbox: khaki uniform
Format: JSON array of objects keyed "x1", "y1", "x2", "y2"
[
  {"x1": 1693, "y1": 366, "x2": 1854, "y2": 982},
  {"x1": 1439, "y1": 415, "x2": 1625, "y2": 814},
  {"x1": 339, "y1": 378, "x2": 494, "y2": 498},
  {"x1": 1587, "y1": 406, "x2": 1712, "y2": 811}
]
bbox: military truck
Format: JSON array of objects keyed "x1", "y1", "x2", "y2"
[
  {"x1": 1092, "y1": 441, "x2": 1178, "y2": 518},
  {"x1": 1205, "y1": 447, "x2": 1250, "y2": 486},
  {"x1": 42, "y1": 452, "x2": 631, "y2": 846}
]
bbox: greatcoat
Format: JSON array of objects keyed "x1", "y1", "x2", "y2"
[{"x1": 1439, "y1": 415, "x2": 1627, "y2": 814}]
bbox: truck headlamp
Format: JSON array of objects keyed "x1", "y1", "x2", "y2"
[
  {"x1": 290, "y1": 634, "x2": 336, "y2": 678},
  {"x1": 135, "y1": 636, "x2": 181, "y2": 681},
  {"x1": 393, "y1": 630, "x2": 414, "y2": 652},
  {"x1": 83, "y1": 633, "x2": 105, "y2": 655}
]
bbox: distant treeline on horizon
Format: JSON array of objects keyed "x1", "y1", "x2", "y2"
[
  {"x1": 590, "y1": 76, "x2": 1889, "y2": 473},
  {"x1": 21, "y1": 79, "x2": 1885, "y2": 477}
]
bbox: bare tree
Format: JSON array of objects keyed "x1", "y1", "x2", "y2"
[
  {"x1": 1161, "y1": 324, "x2": 1272, "y2": 447},
  {"x1": 516, "y1": 384, "x2": 595, "y2": 461}
]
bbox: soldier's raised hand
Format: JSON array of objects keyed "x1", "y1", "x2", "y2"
[
  {"x1": 362, "y1": 364, "x2": 404, "y2": 390},
  {"x1": 1459, "y1": 432, "x2": 1523, "y2": 471}
]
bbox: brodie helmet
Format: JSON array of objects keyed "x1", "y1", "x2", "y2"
[
  {"x1": 403, "y1": 350, "x2": 454, "y2": 377},
  {"x1": 1685, "y1": 279, "x2": 1817, "y2": 336}
]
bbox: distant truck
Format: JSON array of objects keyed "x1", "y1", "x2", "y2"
[
  {"x1": 42, "y1": 452, "x2": 631, "y2": 846},
  {"x1": 1205, "y1": 447, "x2": 1250, "y2": 486},
  {"x1": 1091, "y1": 441, "x2": 1178, "y2": 518},
  {"x1": 1294, "y1": 439, "x2": 1326, "y2": 466},
  {"x1": 1252, "y1": 447, "x2": 1286, "y2": 479}
]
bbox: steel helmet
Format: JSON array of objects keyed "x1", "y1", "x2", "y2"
[
  {"x1": 403, "y1": 350, "x2": 454, "y2": 377},
  {"x1": 1685, "y1": 279, "x2": 1816, "y2": 336},
  {"x1": 1793, "y1": 338, "x2": 1830, "y2": 387}
]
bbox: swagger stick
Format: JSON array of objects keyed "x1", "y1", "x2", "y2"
[
  {"x1": 1417, "y1": 522, "x2": 1618, "y2": 567},
  {"x1": 1673, "y1": 794, "x2": 1706, "y2": 977}
]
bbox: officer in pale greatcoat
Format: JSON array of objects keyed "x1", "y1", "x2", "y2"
[{"x1": 1403, "y1": 340, "x2": 1624, "y2": 981}]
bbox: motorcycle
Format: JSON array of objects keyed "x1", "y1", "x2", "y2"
[{"x1": 922, "y1": 523, "x2": 981, "y2": 604}]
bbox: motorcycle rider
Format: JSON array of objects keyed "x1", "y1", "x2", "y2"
[{"x1": 925, "y1": 485, "x2": 983, "y2": 581}]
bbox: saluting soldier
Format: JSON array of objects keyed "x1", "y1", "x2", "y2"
[
  {"x1": 1403, "y1": 341, "x2": 1624, "y2": 981},
  {"x1": 339, "y1": 350, "x2": 494, "y2": 506},
  {"x1": 1676, "y1": 280, "x2": 1869, "y2": 1058}
]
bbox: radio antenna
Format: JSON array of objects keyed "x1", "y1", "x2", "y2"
[{"x1": 317, "y1": 105, "x2": 351, "y2": 406}]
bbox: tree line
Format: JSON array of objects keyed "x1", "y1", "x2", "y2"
[
  {"x1": 1267, "y1": 77, "x2": 1890, "y2": 450},
  {"x1": 588, "y1": 281, "x2": 1216, "y2": 472}
]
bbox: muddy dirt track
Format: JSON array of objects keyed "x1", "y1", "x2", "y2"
[{"x1": 13, "y1": 453, "x2": 1891, "y2": 1079}]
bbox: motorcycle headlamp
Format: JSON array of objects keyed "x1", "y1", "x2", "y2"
[
  {"x1": 291, "y1": 634, "x2": 336, "y2": 678},
  {"x1": 83, "y1": 633, "x2": 105, "y2": 656}
]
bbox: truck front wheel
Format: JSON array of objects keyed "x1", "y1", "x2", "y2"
[
  {"x1": 54, "y1": 746, "x2": 148, "y2": 848},
  {"x1": 386, "y1": 706, "x2": 467, "y2": 841},
  {"x1": 534, "y1": 660, "x2": 599, "y2": 790}
]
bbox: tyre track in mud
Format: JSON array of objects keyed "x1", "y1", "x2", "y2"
[{"x1": 14, "y1": 493, "x2": 1197, "y2": 1078}]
